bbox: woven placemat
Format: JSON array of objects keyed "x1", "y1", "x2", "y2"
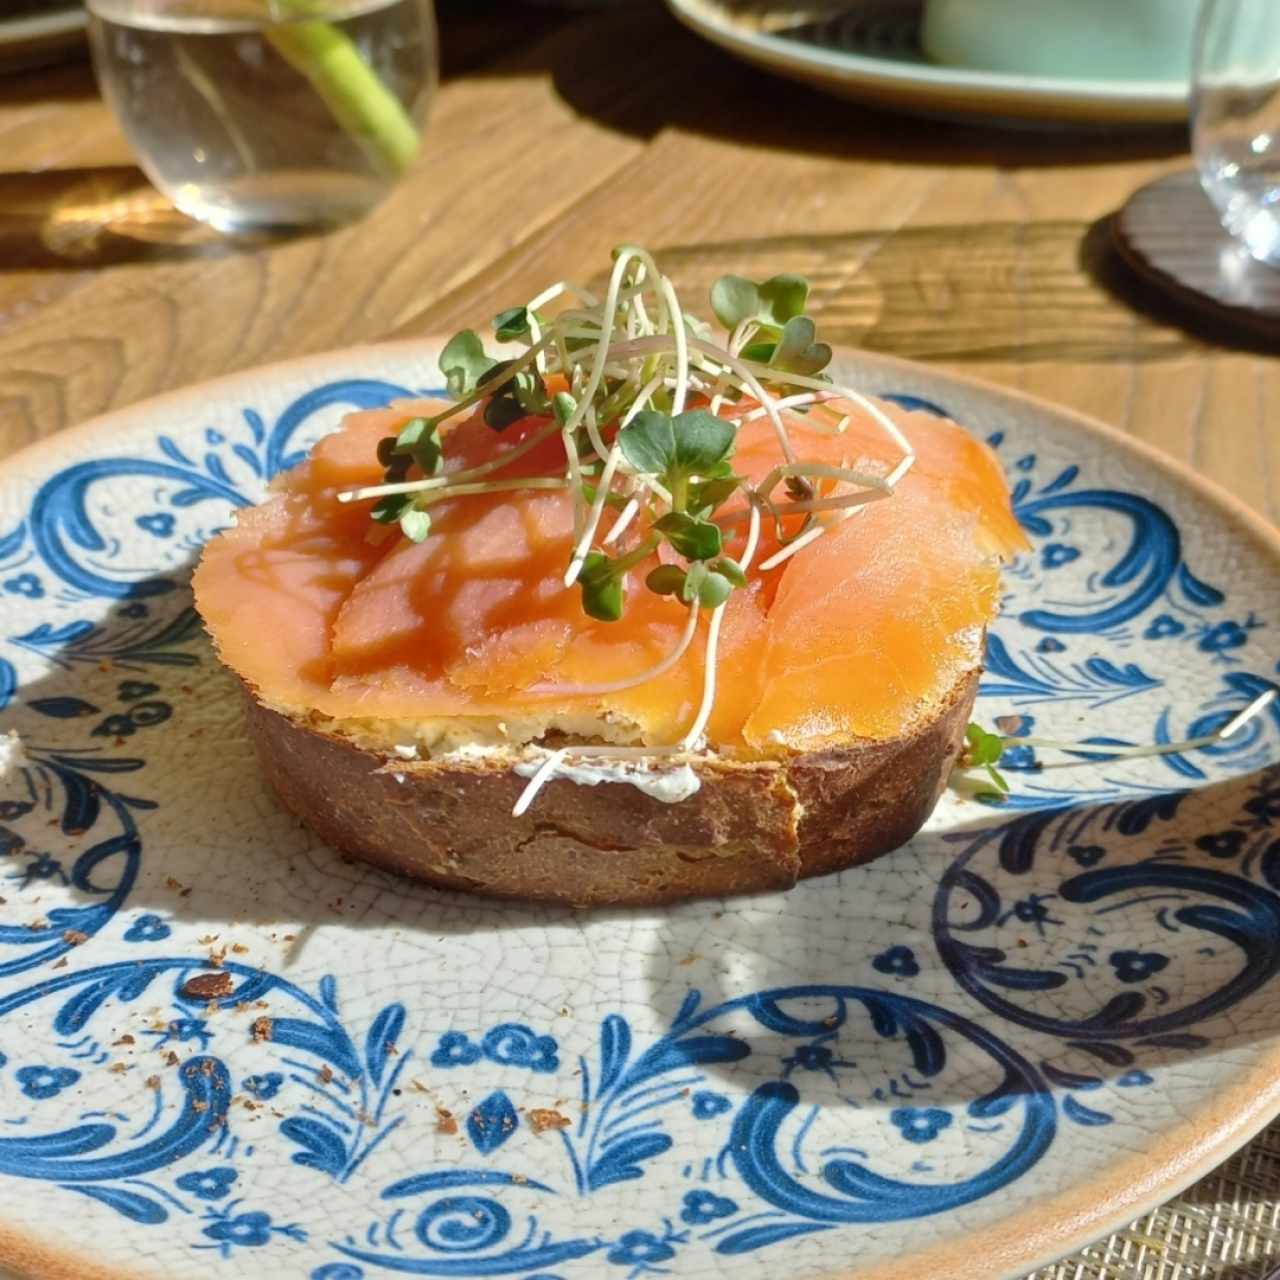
[{"x1": 1024, "y1": 1120, "x2": 1280, "y2": 1280}]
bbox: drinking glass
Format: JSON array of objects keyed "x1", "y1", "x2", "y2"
[
  {"x1": 1192, "y1": 0, "x2": 1280, "y2": 266},
  {"x1": 87, "y1": 0, "x2": 437, "y2": 233}
]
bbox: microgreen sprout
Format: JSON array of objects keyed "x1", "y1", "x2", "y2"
[
  {"x1": 955, "y1": 690, "x2": 1277, "y2": 803},
  {"x1": 439, "y1": 331, "x2": 496, "y2": 399},
  {"x1": 962, "y1": 723, "x2": 1010, "y2": 795},
  {"x1": 332, "y1": 246, "x2": 926, "y2": 813}
]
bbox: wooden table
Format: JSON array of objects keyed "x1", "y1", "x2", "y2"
[
  {"x1": 0, "y1": 9, "x2": 1278, "y2": 1280},
  {"x1": 0, "y1": 2, "x2": 1275, "y2": 530}
]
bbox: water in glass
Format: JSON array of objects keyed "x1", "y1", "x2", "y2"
[{"x1": 88, "y1": 0, "x2": 436, "y2": 232}]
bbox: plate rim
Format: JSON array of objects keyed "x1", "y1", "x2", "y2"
[
  {"x1": 0, "y1": 338, "x2": 1278, "y2": 1280},
  {"x1": 665, "y1": 0, "x2": 1189, "y2": 123}
]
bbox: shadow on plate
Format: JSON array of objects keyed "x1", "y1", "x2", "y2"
[{"x1": 640, "y1": 762, "x2": 1280, "y2": 1112}]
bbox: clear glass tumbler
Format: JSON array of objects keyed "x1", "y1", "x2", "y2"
[
  {"x1": 1192, "y1": 0, "x2": 1280, "y2": 266},
  {"x1": 87, "y1": 0, "x2": 437, "y2": 233}
]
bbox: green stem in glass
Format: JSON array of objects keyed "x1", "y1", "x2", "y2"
[{"x1": 266, "y1": 16, "x2": 420, "y2": 177}]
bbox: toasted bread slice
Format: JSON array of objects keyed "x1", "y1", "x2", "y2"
[{"x1": 241, "y1": 664, "x2": 977, "y2": 906}]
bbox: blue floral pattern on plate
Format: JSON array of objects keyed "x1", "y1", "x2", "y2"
[{"x1": 0, "y1": 349, "x2": 1275, "y2": 1279}]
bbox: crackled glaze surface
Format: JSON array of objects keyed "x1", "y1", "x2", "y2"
[{"x1": 0, "y1": 344, "x2": 1276, "y2": 1280}]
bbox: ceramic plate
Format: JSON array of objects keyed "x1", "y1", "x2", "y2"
[
  {"x1": 665, "y1": 0, "x2": 1188, "y2": 126},
  {"x1": 0, "y1": 342, "x2": 1277, "y2": 1280},
  {"x1": 0, "y1": 5, "x2": 85, "y2": 73}
]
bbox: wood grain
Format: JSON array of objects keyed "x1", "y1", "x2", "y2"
[{"x1": 0, "y1": 5, "x2": 1274, "y2": 525}]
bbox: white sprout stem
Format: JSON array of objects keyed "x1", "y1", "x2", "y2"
[
  {"x1": 526, "y1": 279, "x2": 599, "y2": 312},
  {"x1": 627, "y1": 266, "x2": 659, "y2": 339},
  {"x1": 557, "y1": 251, "x2": 641, "y2": 447},
  {"x1": 512, "y1": 749, "x2": 567, "y2": 818},
  {"x1": 558, "y1": 248, "x2": 670, "y2": 452},
  {"x1": 433, "y1": 477, "x2": 566, "y2": 499},
  {"x1": 553, "y1": 325, "x2": 571, "y2": 374},
  {"x1": 563, "y1": 422, "x2": 586, "y2": 542},
  {"x1": 565, "y1": 371, "x2": 669, "y2": 585},
  {"x1": 566, "y1": 443, "x2": 624, "y2": 586},
  {"x1": 658, "y1": 275, "x2": 689, "y2": 414},
  {"x1": 707, "y1": 367, "x2": 733, "y2": 418},
  {"x1": 351, "y1": 419, "x2": 566, "y2": 501},
  {"x1": 740, "y1": 497, "x2": 763, "y2": 571},
  {"x1": 757, "y1": 523, "x2": 826, "y2": 572},
  {"x1": 686, "y1": 337, "x2": 797, "y2": 464},
  {"x1": 756, "y1": 460, "x2": 892, "y2": 499},
  {"x1": 681, "y1": 603, "x2": 725, "y2": 751},
  {"x1": 757, "y1": 419, "x2": 844, "y2": 439},
  {"x1": 885, "y1": 452, "x2": 917, "y2": 487},
  {"x1": 582, "y1": 403, "x2": 610, "y2": 470},
  {"x1": 570, "y1": 335, "x2": 796, "y2": 463},
  {"x1": 339, "y1": 474, "x2": 566, "y2": 504},
  {"x1": 1004, "y1": 691, "x2": 1276, "y2": 760},
  {"x1": 757, "y1": 450, "x2": 921, "y2": 570},
  {"x1": 603, "y1": 494, "x2": 642, "y2": 545},
  {"x1": 738, "y1": 361, "x2": 917, "y2": 463},
  {"x1": 510, "y1": 739, "x2": 694, "y2": 816},
  {"x1": 733, "y1": 392, "x2": 830, "y2": 421},
  {"x1": 717, "y1": 487, "x2": 890, "y2": 527},
  {"x1": 728, "y1": 316, "x2": 756, "y2": 357},
  {"x1": 527, "y1": 310, "x2": 547, "y2": 377},
  {"x1": 530, "y1": 601, "x2": 700, "y2": 696}
]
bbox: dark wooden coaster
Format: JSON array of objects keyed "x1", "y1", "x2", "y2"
[{"x1": 1113, "y1": 169, "x2": 1280, "y2": 343}]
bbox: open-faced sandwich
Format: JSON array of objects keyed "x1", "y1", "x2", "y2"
[{"x1": 193, "y1": 248, "x2": 1028, "y2": 905}]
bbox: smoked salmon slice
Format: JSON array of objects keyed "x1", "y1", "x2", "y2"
[{"x1": 193, "y1": 393, "x2": 1025, "y2": 752}]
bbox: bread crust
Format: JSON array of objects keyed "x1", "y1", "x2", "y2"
[{"x1": 242, "y1": 668, "x2": 978, "y2": 906}]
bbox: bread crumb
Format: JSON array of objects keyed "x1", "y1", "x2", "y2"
[
  {"x1": 528, "y1": 1108, "x2": 571, "y2": 1134},
  {"x1": 62, "y1": 930, "x2": 88, "y2": 946},
  {"x1": 435, "y1": 1107, "x2": 458, "y2": 1135},
  {"x1": 181, "y1": 972, "x2": 233, "y2": 1000},
  {"x1": 250, "y1": 1016, "x2": 273, "y2": 1042},
  {"x1": 145, "y1": 1075, "x2": 160, "y2": 1090}
]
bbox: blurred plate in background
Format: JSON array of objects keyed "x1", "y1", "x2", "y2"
[
  {"x1": 665, "y1": 0, "x2": 1189, "y2": 126},
  {"x1": 0, "y1": 4, "x2": 86, "y2": 73}
]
